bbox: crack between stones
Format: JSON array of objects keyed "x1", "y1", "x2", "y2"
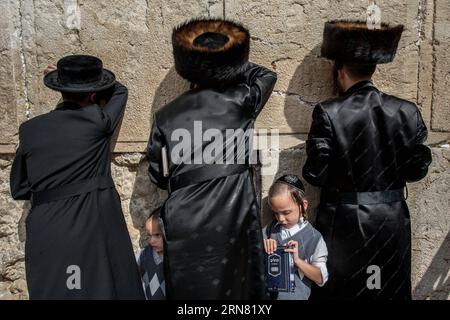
[
  {"x1": 73, "y1": 28, "x2": 83, "y2": 50},
  {"x1": 417, "y1": 0, "x2": 426, "y2": 44},
  {"x1": 223, "y1": 0, "x2": 226, "y2": 19},
  {"x1": 250, "y1": 36, "x2": 276, "y2": 47},
  {"x1": 429, "y1": 0, "x2": 438, "y2": 132},
  {"x1": 428, "y1": 140, "x2": 450, "y2": 147},
  {"x1": 272, "y1": 90, "x2": 317, "y2": 105},
  {"x1": 415, "y1": 0, "x2": 427, "y2": 119},
  {"x1": 271, "y1": 57, "x2": 294, "y2": 70},
  {"x1": 159, "y1": 1, "x2": 165, "y2": 28},
  {"x1": 18, "y1": 0, "x2": 31, "y2": 120},
  {"x1": 144, "y1": 0, "x2": 151, "y2": 31}
]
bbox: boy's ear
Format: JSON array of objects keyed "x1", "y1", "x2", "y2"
[{"x1": 303, "y1": 199, "x2": 308, "y2": 211}]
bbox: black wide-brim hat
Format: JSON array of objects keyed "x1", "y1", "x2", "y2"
[
  {"x1": 172, "y1": 18, "x2": 250, "y2": 87},
  {"x1": 44, "y1": 55, "x2": 116, "y2": 93},
  {"x1": 321, "y1": 20, "x2": 404, "y2": 64}
]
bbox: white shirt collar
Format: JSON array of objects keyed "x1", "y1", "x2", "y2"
[
  {"x1": 153, "y1": 248, "x2": 164, "y2": 265},
  {"x1": 280, "y1": 217, "x2": 307, "y2": 240}
]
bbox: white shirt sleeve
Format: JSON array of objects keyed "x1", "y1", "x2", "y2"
[
  {"x1": 136, "y1": 249, "x2": 142, "y2": 264},
  {"x1": 309, "y1": 237, "x2": 329, "y2": 287},
  {"x1": 262, "y1": 226, "x2": 268, "y2": 240}
]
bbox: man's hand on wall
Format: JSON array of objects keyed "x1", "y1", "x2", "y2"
[{"x1": 43, "y1": 64, "x2": 57, "y2": 75}]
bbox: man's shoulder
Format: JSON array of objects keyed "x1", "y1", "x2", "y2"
[
  {"x1": 314, "y1": 97, "x2": 345, "y2": 121},
  {"x1": 154, "y1": 91, "x2": 194, "y2": 120},
  {"x1": 19, "y1": 111, "x2": 55, "y2": 135},
  {"x1": 19, "y1": 104, "x2": 104, "y2": 136},
  {"x1": 318, "y1": 90, "x2": 418, "y2": 116},
  {"x1": 317, "y1": 95, "x2": 348, "y2": 111},
  {"x1": 319, "y1": 96, "x2": 342, "y2": 107},
  {"x1": 380, "y1": 92, "x2": 418, "y2": 111}
]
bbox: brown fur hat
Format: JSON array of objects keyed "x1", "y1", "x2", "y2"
[
  {"x1": 172, "y1": 18, "x2": 250, "y2": 87},
  {"x1": 321, "y1": 20, "x2": 404, "y2": 64}
]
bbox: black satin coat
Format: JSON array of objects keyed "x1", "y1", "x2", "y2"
[
  {"x1": 303, "y1": 80, "x2": 432, "y2": 300},
  {"x1": 10, "y1": 83, "x2": 144, "y2": 299},
  {"x1": 147, "y1": 63, "x2": 277, "y2": 299}
]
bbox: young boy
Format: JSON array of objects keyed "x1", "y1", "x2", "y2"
[
  {"x1": 137, "y1": 207, "x2": 166, "y2": 300},
  {"x1": 10, "y1": 55, "x2": 144, "y2": 299},
  {"x1": 263, "y1": 175, "x2": 328, "y2": 300}
]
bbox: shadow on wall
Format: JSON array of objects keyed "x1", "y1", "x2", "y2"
[
  {"x1": 17, "y1": 202, "x2": 31, "y2": 244},
  {"x1": 261, "y1": 44, "x2": 334, "y2": 228},
  {"x1": 128, "y1": 67, "x2": 189, "y2": 248},
  {"x1": 413, "y1": 230, "x2": 450, "y2": 300},
  {"x1": 284, "y1": 44, "x2": 334, "y2": 132}
]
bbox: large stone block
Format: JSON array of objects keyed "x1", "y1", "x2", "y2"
[
  {"x1": 0, "y1": 1, "x2": 26, "y2": 150},
  {"x1": 430, "y1": 0, "x2": 450, "y2": 132}
]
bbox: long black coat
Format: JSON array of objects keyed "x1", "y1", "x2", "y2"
[
  {"x1": 147, "y1": 63, "x2": 277, "y2": 299},
  {"x1": 10, "y1": 83, "x2": 144, "y2": 299},
  {"x1": 303, "y1": 80, "x2": 432, "y2": 300}
]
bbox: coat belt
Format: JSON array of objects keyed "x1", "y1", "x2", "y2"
[
  {"x1": 168, "y1": 164, "x2": 250, "y2": 194},
  {"x1": 321, "y1": 188, "x2": 405, "y2": 205},
  {"x1": 31, "y1": 175, "x2": 115, "y2": 206}
]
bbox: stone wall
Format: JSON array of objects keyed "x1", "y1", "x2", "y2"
[{"x1": 0, "y1": 0, "x2": 449, "y2": 299}]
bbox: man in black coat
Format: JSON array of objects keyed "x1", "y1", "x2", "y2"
[
  {"x1": 147, "y1": 18, "x2": 277, "y2": 299},
  {"x1": 10, "y1": 55, "x2": 144, "y2": 299},
  {"x1": 303, "y1": 21, "x2": 432, "y2": 300}
]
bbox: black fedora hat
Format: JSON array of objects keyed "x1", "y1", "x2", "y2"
[
  {"x1": 44, "y1": 55, "x2": 116, "y2": 93},
  {"x1": 172, "y1": 18, "x2": 250, "y2": 87}
]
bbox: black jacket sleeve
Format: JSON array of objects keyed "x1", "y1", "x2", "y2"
[
  {"x1": 10, "y1": 127, "x2": 31, "y2": 200},
  {"x1": 100, "y1": 81, "x2": 128, "y2": 135},
  {"x1": 147, "y1": 115, "x2": 168, "y2": 190},
  {"x1": 404, "y1": 109, "x2": 432, "y2": 182},
  {"x1": 302, "y1": 104, "x2": 334, "y2": 187},
  {"x1": 240, "y1": 63, "x2": 277, "y2": 118}
]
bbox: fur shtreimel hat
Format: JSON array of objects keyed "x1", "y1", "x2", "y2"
[
  {"x1": 172, "y1": 18, "x2": 250, "y2": 87},
  {"x1": 321, "y1": 20, "x2": 404, "y2": 64}
]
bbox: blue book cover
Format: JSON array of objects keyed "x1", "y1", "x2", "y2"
[{"x1": 265, "y1": 247, "x2": 296, "y2": 292}]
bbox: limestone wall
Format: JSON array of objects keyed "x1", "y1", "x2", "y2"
[{"x1": 0, "y1": 0, "x2": 448, "y2": 299}]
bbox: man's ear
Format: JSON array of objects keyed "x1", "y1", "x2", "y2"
[
  {"x1": 89, "y1": 92, "x2": 97, "y2": 103},
  {"x1": 338, "y1": 68, "x2": 346, "y2": 82}
]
